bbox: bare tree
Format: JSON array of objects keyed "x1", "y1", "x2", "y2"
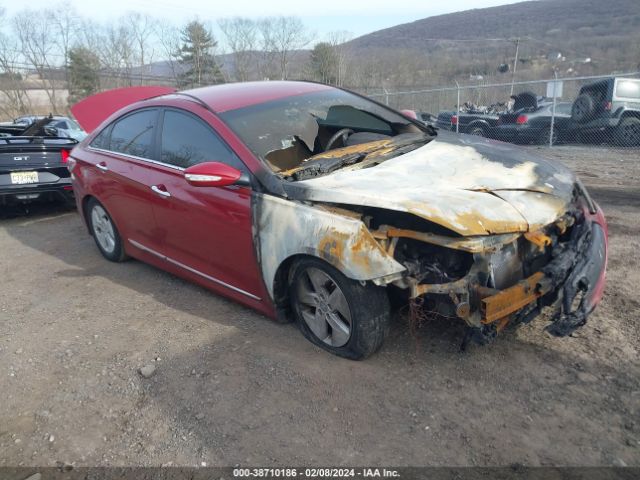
[
  {"x1": 218, "y1": 17, "x2": 257, "y2": 81},
  {"x1": 273, "y1": 16, "x2": 311, "y2": 80},
  {"x1": 155, "y1": 20, "x2": 183, "y2": 85},
  {"x1": 50, "y1": 5, "x2": 80, "y2": 85},
  {"x1": 127, "y1": 12, "x2": 157, "y2": 84},
  {"x1": 13, "y1": 10, "x2": 62, "y2": 112},
  {"x1": 0, "y1": 9, "x2": 31, "y2": 117},
  {"x1": 327, "y1": 31, "x2": 352, "y2": 87},
  {"x1": 256, "y1": 18, "x2": 279, "y2": 80}
]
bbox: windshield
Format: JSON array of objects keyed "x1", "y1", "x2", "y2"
[{"x1": 220, "y1": 89, "x2": 427, "y2": 175}]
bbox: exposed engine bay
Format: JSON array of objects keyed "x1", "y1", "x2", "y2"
[{"x1": 324, "y1": 185, "x2": 608, "y2": 348}]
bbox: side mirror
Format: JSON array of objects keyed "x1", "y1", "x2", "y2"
[{"x1": 184, "y1": 161, "x2": 248, "y2": 188}]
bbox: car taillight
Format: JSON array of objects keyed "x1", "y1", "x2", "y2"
[
  {"x1": 516, "y1": 114, "x2": 528, "y2": 124},
  {"x1": 451, "y1": 115, "x2": 458, "y2": 125},
  {"x1": 60, "y1": 149, "x2": 71, "y2": 163},
  {"x1": 603, "y1": 101, "x2": 612, "y2": 111}
]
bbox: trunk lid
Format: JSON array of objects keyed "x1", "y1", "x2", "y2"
[{"x1": 0, "y1": 138, "x2": 76, "y2": 170}]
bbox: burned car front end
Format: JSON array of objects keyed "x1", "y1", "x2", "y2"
[
  {"x1": 276, "y1": 132, "x2": 608, "y2": 345},
  {"x1": 371, "y1": 193, "x2": 607, "y2": 345}
]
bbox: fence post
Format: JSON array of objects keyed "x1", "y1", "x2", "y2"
[
  {"x1": 455, "y1": 81, "x2": 460, "y2": 134},
  {"x1": 549, "y1": 71, "x2": 558, "y2": 147}
]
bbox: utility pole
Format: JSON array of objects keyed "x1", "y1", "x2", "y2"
[{"x1": 510, "y1": 37, "x2": 520, "y2": 96}]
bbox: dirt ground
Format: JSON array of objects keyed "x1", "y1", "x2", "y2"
[{"x1": 0, "y1": 145, "x2": 639, "y2": 468}]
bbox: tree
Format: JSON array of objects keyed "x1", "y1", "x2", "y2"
[
  {"x1": 155, "y1": 20, "x2": 183, "y2": 85},
  {"x1": 128, "y1": 13, "x2": 157, "y2": 84},
  {"x1": 273, "y1": 16, "x2": 311, "y2": 80},
  {"x1": 178, "y1": 20, "x2": 224, "y2": 87},
  {"x1": 0, "y1": 8, "x2": 31, "y2": 117},
  {"x1": 309, "y1": 42, "x2": 337, "y2": 84},
  {"x1": 68, "y1": 47, "x2": 100, "y2": 105},
  {"x1": 13, "y1": 10, "x2": 60, "y2": 112},
  {"x1": 50, "y1": 6, "x2": 79, "y2": 86},
  {"x1": 218, "y1": 17, "x2": 257, "y2": 82}
]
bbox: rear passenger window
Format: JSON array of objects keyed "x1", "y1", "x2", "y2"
[
  {"x1": 109, "y1": 109, "x2": 157, "y2": 159},
  {"x1": 90, "y1": 128, "x2": 110, "y2": 149},
  {"x1": 160, "y1": 110, "x2": 244, "y2": 170}
]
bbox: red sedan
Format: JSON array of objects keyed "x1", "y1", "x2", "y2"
[{"x1": 69, "y1": 81, "x2": 607, "y2": 359}]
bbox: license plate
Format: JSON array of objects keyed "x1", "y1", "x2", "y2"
[{"x1": 10, "y1": 171, "x2": 38, "y2": 185}]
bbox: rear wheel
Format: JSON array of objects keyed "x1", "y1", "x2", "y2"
[
  {"x1": 571, "y1": 94, "x2": 596, "y2": 123},
  {"x1": 468, "y1": 126, "x2": 486, "y2": 137},
  {"x1": 290, "y1": 257, "x2": 390, "y2": 359},
  {"x1": 87, "y1": 198, "x2": 127, "y2": 262},
  {"x1": 614, "y1": 116, "x2": 640, "y2": 147}
]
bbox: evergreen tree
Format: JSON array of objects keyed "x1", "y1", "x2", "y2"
[
  {"x1": 178, "y1": 20, "x2": 224, "y2": 87},
  {"x1": 68, "y1": 47, "x2": 100, "y2": 105}
]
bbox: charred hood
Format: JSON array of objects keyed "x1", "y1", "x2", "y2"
[{"x1": 282, "y1": 133, "x2": 577, "y2": 236}]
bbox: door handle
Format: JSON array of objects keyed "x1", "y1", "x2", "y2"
[
  {"x1": 151, "y1": 185, "x2": 171, "y2": 198},
  {"x1": 96, "y1": 162, "x2": 108, "y2": 172}
]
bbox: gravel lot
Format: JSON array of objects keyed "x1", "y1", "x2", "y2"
[{"x1": 1, "y1": 145, "x2": 639, "y2": 468}]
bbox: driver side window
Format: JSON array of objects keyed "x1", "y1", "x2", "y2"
[{"x1": 160, "y1": 109, "x2": 244, "y2": 170}]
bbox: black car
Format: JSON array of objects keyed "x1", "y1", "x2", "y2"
[
  {"x1": 0, "y1": 135, "x2": 77, "y2": 207},
  {"x1": 571, "y1": 77, "x2": 640, "y2": 146},
  {"x1": 436, "y1": 102, "x2": 507, "y2": 136},
  {"x1": 489, "y1": 93, "x2": 574, "y2": 145}
]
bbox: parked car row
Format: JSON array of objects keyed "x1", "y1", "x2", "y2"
[{"x1": 436, "y1": 77, "x2": 640, "y2": 146}]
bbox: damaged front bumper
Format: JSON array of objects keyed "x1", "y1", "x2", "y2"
[{"x1": 395, "y1": 205, "x2": 608, "y2": 345}]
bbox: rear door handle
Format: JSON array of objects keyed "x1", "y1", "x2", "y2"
[
  {"x1": 151, "y1": 185, "x2": 171, "y2": 198},
  {"x1": 96, "y1": 162, "x2": 108, "y2": 172}
]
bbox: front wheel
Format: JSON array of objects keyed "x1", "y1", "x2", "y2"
[
  {"x1": 614, "y1": 117, "x2": 640, "y2": 147},
  {"x1": 289, "y1": 257, "x2": 390, "y2": 359}
]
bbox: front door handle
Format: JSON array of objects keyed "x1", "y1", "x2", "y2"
[
  {"x1": 151, "y1": 185, "x2": 171, "y2": 198},
  {"x1": 96, "y1": 162, "x2": 108, "y2": 172}
]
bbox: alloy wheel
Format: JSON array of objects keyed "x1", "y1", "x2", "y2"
[
  {"x1": 295, "y1": 267, "x2": 352, "y2": 347},
  {"x1": 91, "y1": 205, "x2": 116, "y2": 254}
]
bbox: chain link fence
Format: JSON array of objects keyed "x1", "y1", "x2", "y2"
[{"x1": 366, "y1": 72, "x2": 640, "y2": 148}]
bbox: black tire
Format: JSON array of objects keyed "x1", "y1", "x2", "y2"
[
  {"x1": 571, "y1": 94, "x2": 595, "y2": 123},
  {"x1": 613, "y1": 116, "x2": 640, "y2": 147},
  {"x1": 86, "y1": 198, "x2": 127, "y2": 262},
  {"x1": 537, "y1": 127, "x2": 558, "y2": 145},
  {"x1": 289, "y1": 257, "x2": 390, "y2": 360},
  {"x1": 468, "y1": 125, "x2": 485, "y2": 137}
]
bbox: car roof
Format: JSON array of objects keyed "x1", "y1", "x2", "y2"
[{"x1": 177, "y1": 81, "x2": 334, "y2": 113}]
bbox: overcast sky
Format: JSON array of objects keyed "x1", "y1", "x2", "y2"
[{"x1": 3, "y1": 0, "x2": 525, "y2": 38}]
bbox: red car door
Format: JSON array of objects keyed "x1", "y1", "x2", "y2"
[
  {"x1": 83, "y1": 108, "x2": 163, "y2": 252},
  {"x1": 147, "y1": 107, "x2": 263, "y2": 301}
]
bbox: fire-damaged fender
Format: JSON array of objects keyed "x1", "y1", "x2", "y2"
[{"x1": 253, "y1": 193, "x2": 406, "y2": 300}]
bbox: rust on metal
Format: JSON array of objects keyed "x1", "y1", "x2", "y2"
[
  {"x1": 378, "y1": 226, "x2": 520, "y2": 253},
  {"x1": 480, "y1": 272, "x2": 547, "y2": 323},
  {"x1": 525, "y1": 230, "x2": 552, "y2": 251}
]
